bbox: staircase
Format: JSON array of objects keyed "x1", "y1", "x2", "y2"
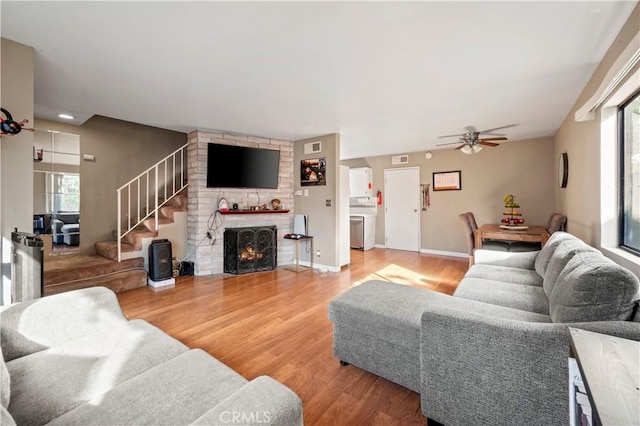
[
  {"x1": 95, "y1": 188, "x2": 188, "y2": 261},
  {"x1": 98, "y1": 143, "x2": 189, "y2": 262},
  {"x1": 43, "y1": 144, "x2": 189, "y2": 295}
]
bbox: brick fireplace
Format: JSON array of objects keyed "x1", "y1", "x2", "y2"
[
  {"x1": 186, "y1": 130, "x2": 295, "y2": 276},
  {"x1": 224, "y1": 226, "x2": 277, "y2": 274}
]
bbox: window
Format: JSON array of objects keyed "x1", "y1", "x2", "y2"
[
  {"x1": 46, "y1": 172, "x2": 80, "y2": 213},
  {"x1": 620, "y1": 90, "x2": 640, "y2": 254}
]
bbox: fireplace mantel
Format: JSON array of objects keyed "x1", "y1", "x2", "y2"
[{"x1": 219, "y1": 209, "x2": 290, "y2": 215}]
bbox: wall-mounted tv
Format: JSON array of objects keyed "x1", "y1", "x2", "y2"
[{"x1": 206, "y1": 143, "x2": 280, "y2": 189}]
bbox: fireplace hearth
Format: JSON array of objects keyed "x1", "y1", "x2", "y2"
[{"x1": 224, "y1": 226, "x2": 277, "y2": 274}]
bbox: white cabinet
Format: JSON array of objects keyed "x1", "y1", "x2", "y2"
[{"x1": 349, "y1": 167, "x2": 373, "y2": 197}]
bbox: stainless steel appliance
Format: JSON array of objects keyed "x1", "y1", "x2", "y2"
[
  {"x1": 350, "y1": 214, "x2": 376, "y2": 250},
  {"x1": 349, "y1": 200, "x2": 377, "y2": 251},
  {"x1": 350, "y1": 216, "x2": 365, "y2": 249}
]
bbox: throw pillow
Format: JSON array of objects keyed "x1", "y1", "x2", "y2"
[
  {"x1": 549, "y1": 251, "x2": 640, "y2": 323},
  {"x1": 534, "y1": 232, "x2": 575, "y2": 278},
  {"x1": 542, "y1": 238, "x2": 596, "y2": 298}
]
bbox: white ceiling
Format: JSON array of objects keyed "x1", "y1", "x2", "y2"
[{"x1": 1, "y1": 1, "x2": 636, "y2": 159}]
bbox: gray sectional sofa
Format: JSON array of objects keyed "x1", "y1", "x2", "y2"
[
  {"x1": 1, "y1": 287, "x2": 303, "y2": 426},
  {"x1": 328, "y1": 231, "x2": 640, "y2": 425}
]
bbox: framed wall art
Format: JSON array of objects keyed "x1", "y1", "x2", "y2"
[
  {"x1": 301, "y1": 158, "x2": 326, "y2": 186},
  {"x1": 433, "y1": 170, "x2": 462, "y2": 191}
]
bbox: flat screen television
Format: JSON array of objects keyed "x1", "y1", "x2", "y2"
[{"x1": 206, "y1": 143, "x2": 280, "y2": 189}]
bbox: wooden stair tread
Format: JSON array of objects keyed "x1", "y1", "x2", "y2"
[
  {"x1": 96, "y1": 240, "x2": 136, "y2": 252},
  {"x1": 95, "y1": 240, "x2": 140, "y2": 261},
  {"x1": 96, "y1": 186, "x2": 188, "y2": 263},
  {"x1": 45, "y1": 254, "x2": 145, "y2": 288}
]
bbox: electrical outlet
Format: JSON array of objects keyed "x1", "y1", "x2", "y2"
[
  {"x1": 304, "y1": 189, "x2": 309, "y2": 197},
  {"x1": 326, "y1": 199, "x2": 331, "y2": 207},
  {"x1": 316, "y1": 250, "x2": 321, "y2": 257}
]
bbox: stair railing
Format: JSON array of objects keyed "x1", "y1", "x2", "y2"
[{"x1": 116, "y1": 143, "x2": 188, "y2": 261}]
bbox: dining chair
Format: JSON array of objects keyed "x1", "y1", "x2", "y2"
[
  {"x1": 509, "y1": 213, "x2": 567, "y2": 252},
  {"x1": 546, "y1": 213, "x2": 567, "y2": 234},
  {"x1": 459, "y1": 212, "x2": 509, "y2": 266}
]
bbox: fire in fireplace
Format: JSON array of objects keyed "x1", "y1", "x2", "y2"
[{"x1": 224, "y1": 226, "x2": 277, "y2": 274}]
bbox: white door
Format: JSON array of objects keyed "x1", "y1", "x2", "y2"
[{"x1": 384, "y1": 167, "x2": 420, "y2": 251}]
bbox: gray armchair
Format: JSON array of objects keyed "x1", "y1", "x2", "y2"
[{"x1": 52, "y1": 212, "x2": 80, "y2": 246}]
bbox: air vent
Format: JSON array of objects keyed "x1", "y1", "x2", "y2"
[
  {"x1": 392, "y1": 155, "x2": 409, "y2": 165},
  {"x1": 304, "y1": 141, "x2": 322, "y2": 154}
]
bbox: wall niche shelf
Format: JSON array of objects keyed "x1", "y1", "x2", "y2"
[{"x1": 219, "y1": 209, "x2": 290, "y2": 215}]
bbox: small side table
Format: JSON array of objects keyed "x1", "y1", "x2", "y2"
[
  {"x1": 569, "y1": 327, "x2": 640, "y2": 426},
  {"x1": 284, "y1": 235, "x2": 314, "y2": 272}
]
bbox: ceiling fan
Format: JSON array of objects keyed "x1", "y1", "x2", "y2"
[{"x1": 436, "y1": 124, "x2": 517, "y2": 154}]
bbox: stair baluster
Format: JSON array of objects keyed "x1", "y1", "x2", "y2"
[{"x1": 116, "y1": 143, "x2": 188, "y2": 262}]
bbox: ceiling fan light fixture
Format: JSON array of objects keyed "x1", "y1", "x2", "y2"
[
  {"x1": 461, "y1": 145, "x2": 473, "y2": 155},
  {"x1": 472, "y1": 145, "x2": 483, "y2": 153}
]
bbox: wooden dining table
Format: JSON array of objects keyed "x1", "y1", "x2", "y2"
[{"x1": 475, "y1": 224, "x2": 550, "y2": 249}]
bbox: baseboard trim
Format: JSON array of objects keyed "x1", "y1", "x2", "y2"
[
  {"x1": 419, "y1": 248, "x2": 468, "y2": 259},
  {"x1": 373, "y1": 244, "x2": 467, "y2": 259}
]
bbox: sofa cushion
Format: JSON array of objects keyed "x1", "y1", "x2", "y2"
[
  {"x1": 542, "y1": 238, "x2": 597, "y2": 298},
  {"x1": 191, "y1": 376, "x2": 304, "y2": 426},
  {"x1": 454, "y1": 278, "x2": 550, "y2": 316},
  {"x1": 47, "y1": 349, "x2": 248, "y2": 426},
  {"x1": 474, "y1": 250, "x2": 538, "y2": 270},
  {"x1": 7, "y1": 319, "x2": 188, "y2": 425},
  {"x1": 465, "y1": 264, "x2": 542, "y2": 287},
  {"x1": 328, "y1": 281, "x2": 434, "y2": 350},
  {"x1": 0, "y1": 286, "x2": 129, "y2": 362},
  {"x1": 1, "y1": 406, "x2": 16, "y2": 426},
  {"x1": 534, "y1": 231, "x2": 578, "y2": 277},
  {"x1": 549, "y1": 251, "x2": 640, "y2": 323},
  {"x1": 0, "y1": 346, "x2": 9, "y2": 409}
]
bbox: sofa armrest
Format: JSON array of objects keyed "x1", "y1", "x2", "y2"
[
  {"x1": 474, "y1": 249, "x2": 539, "y2": 269},
  {"x1": 190, "y1": 376, "x2": 303, "y2": 426},
  {"x1": 419, "y1": 301, "x2": 640, "y2": 426},
  {"x1": 0, "y1": 287, "x2": 128, "y2": 361},
  {"x1": 51, "y1": 219, "x2": 64, "y2": 233}
]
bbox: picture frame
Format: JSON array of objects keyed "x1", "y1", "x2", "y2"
[
  {"x1": 433, "y1": 170, "x2": 462, "y2": 191},
  {"x1": 301, "y1": 157, "x2": 326, "y2": 186}
]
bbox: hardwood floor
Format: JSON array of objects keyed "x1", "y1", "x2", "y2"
[{"x1": 116, "y1": 248, "x2": 468, "y2": 425}]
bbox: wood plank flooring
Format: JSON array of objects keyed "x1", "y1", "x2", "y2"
[{"x1": 116, "y1": 248, "x2": 468, "y2": 425}]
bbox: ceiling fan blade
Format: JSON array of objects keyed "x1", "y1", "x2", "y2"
[
  {"x1": 477, "y1": 141, "x2": 500, "y2": 147},
  {"x1": 479, "y1": 137, "x2": 507, "y2": 141},
  {"x1": 454, "y1": 144, "x2": 467, "y2": 150},
  {"x1": 435, "y1": 141, "x2": 464, "y2": 146},
  {"x1": 437, "y1": 133, "x2": 464, "y2": 139},
  {"x1": 477, "y1": 124, "x2": 518, "y2": 134}
]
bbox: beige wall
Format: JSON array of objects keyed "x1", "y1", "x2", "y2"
[
  {"x1": 344, "y1": 137, "x2": 555, "y2": 254},
  {"x1": 554, "y1": 2, "x2": 640, "y2": 276},
  {"x1": 294, "y1": 134, "x2": 342, "y2": 267},
  {"x1": 34, "y1": 116, "x2": 187, "y2": 254},
  {"x1": 1, "y1": 38, "x2": 34, "y2": 305}
]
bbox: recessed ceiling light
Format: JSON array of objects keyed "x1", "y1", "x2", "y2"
[{"x1": 57, "y1": 113, "x2": 75, "y2": 120}]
